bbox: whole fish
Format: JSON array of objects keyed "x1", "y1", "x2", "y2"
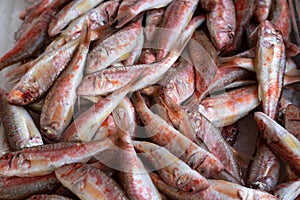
[
  {"x1": 206, "y1": 0, "x2": 236, "y2": 50},
  {"x1": 156, "y1": 0, "x2": 201, "y2": 60},
  {"x1": 61, "y1": 70, "x2": 146, "y2": 142},
  {"x1": 253, "y1": 0, "x2": 272, "y2": 22},
  {"x1": 254, "y1": 112, "x2": 300, "y2": 176},
  {"x1": 114, "y1": 0, "x2": 172, "y2": 28},
  {"x1": 0, "y1": 8, "x2": 55, "y2": 71},
  {"x1": 40, "y1": 21, "x2": 91, "y2": 142},
  {"x1": 0, "y1": 173, "x2": 61, "y2": 200},
  {"x1": 55, "y1": 163, "x2": 129, "y2": 200},
  {"x1": 247, "y1": 143, "x2": 280, "y2": 191},
  {"x1": 199, "y1": 85, "x2": 260, "y2": 127},
  {"x1": 48, "y1": 0, "x2": 105, "y2": 36},
  {"x1": 7, "y1": 38, "x2": 79, "y2": 105},
  {"x1": 26, "y1": 194, "x2": 74, "y2": 200},
  {"x1": 254, "y1": 20, "x2": 286, "y2": 119},
  {"x1": 86, "y1": 18, "x2": 143, "y2": 74},
  {"x1": 0, "y1": 139, "x2": 114, "y2": 177},
  {"x1": 0, "y1": 88, "x2": 43, "y2": 150},
  {"x1": 132, "y1": 91, "x2": 224, "y2": 177},
  {"x1": 274, "y1": 179, "x2": 300, "y2": 200},
  {"x1": 133, "y1": 141, "x2": 209, "y2": 192}
]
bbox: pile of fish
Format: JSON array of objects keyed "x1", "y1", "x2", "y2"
[{"x1": 0, "y1": 0, "x2": 300, "y2": 199}]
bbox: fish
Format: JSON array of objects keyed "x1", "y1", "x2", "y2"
[
  {"x1": 274, "y1": 179, "x2": 300, "y2": 200},
  {"x1": 133, "y1": 141, "x2": 209, "y2": 192},
  {"x1": 131, "y1": 91, "x2": 224, "y2": 177},
  {"x1": 114, "y1": 0, "x2": 172, "y2": 28},
  {"x1": 0, "y1": 8, "x2": 55, "y2": 71},
  {"x1": 198, "y1": 85, "x2": 260, "y2": 127},
  {"x1": 247, "y1": 143, "x2": 281, "y2": 191},
  {"x1": 7, "y1": 38, "x2": 79, "y2": 105},
  {"x1": 0, "y1": 139, "x2": 114, "y2": 177},
  {"x1": 48, "y1": 0, "x2": 105, "y2": 36},
  {"x1": 40, "y1": 20, "x2": 91, "y2": 142},
  {"x1": 284, "y1": 104, "x2": 300, "y2": 140},
  {"x1": 0, "y1": 121, "x2": 11, "y2": 157},
  {"x1": 0, "y1": 88, "x2": 43, "y2": 150},
  {"x1": 189, "y1": 30, "x2": 218, "y2": 97},
  {"x1": 269, "y1": 0, "x2": 291, "y2": 40},
  {"x1": 0, "y1": 173, "x2": 61, "y2": 200},
  {"x1": 61, "y1": 69, "x2": 146, "y2": 142},
  {"x1": 206, "y1": 0, "x2": 236, "y2": 50},
  {"x1": 145, "y1": 8, "x2": 165, "y2": 42},
  {"x1": 156, "y1": 0, "x2": 201, "y2": 60},
  {"x1": 254, "y1": 20, "x2": 286, "y2": 119},
  {"x1": 86, "y1": 18, "x2": 143, "y2": 74},
  {"x1": 254, "y1": 112, "x2": 300, "y2": 176},
  {"x1": 253, "y1": 0, "x2": 272, "y2": 23},
  {"x1": 224, "y1": 0, "x2": 257, "y2": 54},
  {"x1": 55, "y1": 163, "x2": 129, "y2": 200}
]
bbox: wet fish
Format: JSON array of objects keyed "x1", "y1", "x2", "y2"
[
  {"x1": 55, "y1": 163, "x2": 129, "y2": 200},
  {"x1": 199, "y1": 85, "x2": 260, "y2": 127},
  {"x1": 274, "y1": 179, "x2": 300, "y2": 200},
  {"x1": 86, "y1": 18, "x2": 143, "y2": 74},
  {"x1": 132, "y1": 91, "x2": 224, "y2": 177},
  {"x1": 254, "y1": 112, "x2": 300, "y2": 176},
  {"x1": 253, "y1": 0, "x2": 272, "y2": 23},
  {"x1": 0, "y1": 8, "x2": 54, "y2": 71},
  {"x1": 206, "y1": 0, "x2": 236, "y2": 50},
  {"x1": 0, "y1": 173, "x2": 61, "y2": 200},
  {"x1": 0, "y1": 139, "x2": 114, "y2": 177},
  {"x1": 145, "y1": 8, "x2": 165, "y2": 42},
  {"x1": 40, "y1": 21, "x2": 91, "y2": 142},
  {"x1": 0, "y1": 88, "x2": 43, "y2": 150},
  {"x1": 114, "y1": 0, "x2": 172, "y2": 28},
  {"x1": 7, "y1": 38, "x2": 79, "y2": 105},
  {"x1": 133, "y1": 141, "x2": 209, "y2": 192},
  {"x1": 48, "y1": 0, "x2": 105, "y2": 36},
  {"x1": 254, "y1": 20, "x2": 286, "y2": 119}
]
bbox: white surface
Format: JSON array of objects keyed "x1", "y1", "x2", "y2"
[{"x1": 0, "y1": 0, "x2": 29, "y2": 90}]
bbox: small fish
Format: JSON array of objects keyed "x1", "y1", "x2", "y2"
[
  {"x1": 86, "y1": 18, "x2": 143, "y2": 74},
  {"x1": 0, "y1": 88, "x2": 43, "y2": 150},
  {"x1": 133, "y1": 141, "x2": 209, "y2": 192},
  {"x1": 247, "y1": 143, "x2": 280, "y2": 191},
  {"x1": 40, "y1": 21, "x2": 91, "y2": 142},
  {"x1": 61, "y1": 69, "x2": 146, "y2": 142},
  {"x1": 199, "y1": 85, "x2": 260, "y2": 127},
  {"x1": 114, "y1": 0, "x2": 172, "y2": 28},
  {"x1": 132, "y1": 91, "x2": 224, "y2": 177},
  {"x1": 48, "y1": 0, "x2": 105, "y2": 36},
  {"x1": 0, "y1": 139, "x2": 114, "y2": 177},
  {"x1": 0, "y1": 173, "x2": 61, "y2": 200},
  {"x1": 55, "y1": 163, "x2": 129, "y2": 200},
  {"x1": 254, "y1": 112, "x2": 300, "y2": 176},
  {"x1": 7, "y1": 38, "x2": 79, "y2": 105},
  {"x1": 274, "y1": 179, "x2": 300, "y2": 200},
  {"x1": 206, "y1": 0, "x2": 236, "y2": 50},
  {"x1": 0, "y1": 8, "x2": 55, "y2": 71},
  {"x1": 254, "y1": 20, "x2": 286, "y2": 119}
]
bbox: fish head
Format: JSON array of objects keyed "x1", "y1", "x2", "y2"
[
  {"x1": 176, "y1": 172, "x2": 209, "y2": 192},
  {"x1": 259, "y1": 20, "x2": 283, "y2": 46},
  {"x1": 212, "y1": 30, "x2": 234, "y2": 51},
  {"x1": 0, "y1": 153, "x2": 14, "y2": 172}
]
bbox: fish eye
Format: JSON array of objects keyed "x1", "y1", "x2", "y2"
[{"x1": 1, "y1": 154, "x2": 13, "y2": 160}]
